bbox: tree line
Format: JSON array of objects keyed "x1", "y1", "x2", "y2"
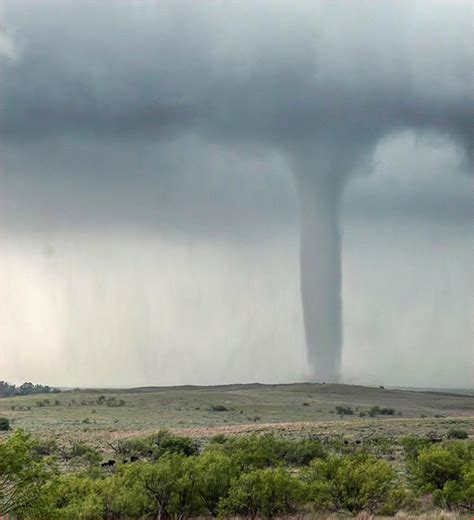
[{"x1": 0, "y1": 381, "x2": 60, "y2": 398}]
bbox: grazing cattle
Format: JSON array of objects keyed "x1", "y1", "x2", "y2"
[{"x1": 101, "y1": 459, "x2": 116, "y2": 467}]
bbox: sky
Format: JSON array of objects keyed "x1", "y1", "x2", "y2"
[{"x1": 0, "y1": 0, "x2": 472, "y2": 388}]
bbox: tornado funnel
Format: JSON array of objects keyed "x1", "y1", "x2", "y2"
[{"x1": 295, "y1": 171, "x2": 343, "y2": 382}]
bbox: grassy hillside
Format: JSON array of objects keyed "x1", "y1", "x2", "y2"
[{"x1": 1, "y1": 382, "x2": 472, "y2": 449}]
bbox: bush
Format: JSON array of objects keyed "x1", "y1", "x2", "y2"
[
  {"x1": 152, "y1": 429, "x2": 199, "y2": 458},
  {"x1": 212, "y1": 434, "x2": 326, "y2": 471},
  {"x1": 0, "y1": 417, "x2": 10, "y2": 431},
  {"x1": 409, "y1": 441, "x2": 473, "y2": 508},
  {"x1": 69, "y1": 443, "x2": 101, "y2": 464},
  {"x1": 335, "y1": 405, "x2": 353, "y2": 415},
  {"x1": 447, "y1": 428, "x2": 468, "y2": 440},
  {"x1": 368, "y1": 405, "x2": 395, "y2": 416},
  {"x1": 209, "y1": 405, "x2": 228, "y2": 412},
  {"x1": 0, "y1": 430, "x2": 57, "y2": 517},
  {"x1": 119, "y1": 454, "x2": 203, "y2": 519},
  {"x1": 31, "y1": 439, "x2": 59, "y2": 459},
  {"x1": 436, "y1": 465, "x2": 474, "y2": 510},
  {"x1": 48, "y1": 475, "x2": 105, "y2": 520},
  {"x1": 401, "y1": 436, "x2": 432, "y2": 463},
  {"x1": 412, "y1": 443, "x2": 470, "y2": 490},
  {"x1": 303, "y1": 453, "x2": 397, "y2": 514},
  {"x1": 117, "y1": 437, "x2": 154, "y2": 459},
  {"x1": 219, "y1": 468, "x2": 304, "y2": 518},
  {"x1": 282, "y1": 438, "x2": 327, "y2": 466},
  {"x1": 210, "y1": 433, "x2": 227, "y2": 444},
  {"x1": 194, "y1": 451, "x2": 237, "y2": 516}
]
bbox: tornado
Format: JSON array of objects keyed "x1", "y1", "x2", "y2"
[{"x1": 291, "y1": 147, "x2": 348, "y2": 383}]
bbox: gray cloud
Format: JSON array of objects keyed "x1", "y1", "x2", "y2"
[
  {"x1": 1, "y1": 1, "x2": 471, "y2": 144},
  {"x1": 0, "y1": 0, "x2": 472, "y2": 385},
  {"x1": 0, "y1": 0, "x2": 471, "y2": 232}
]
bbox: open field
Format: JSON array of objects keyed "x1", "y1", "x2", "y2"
[
  {"x1": 1, "y1": 383, "x2": 473, "y2": 518},
  {"x1": 1, "y1": 382, "x2": 472, "y2": 450}
]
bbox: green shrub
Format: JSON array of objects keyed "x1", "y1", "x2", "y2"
[
  {"x1": 447, "y1": 428, "x2": 468, "y2": 440},
  {"x1": 31, "y1": 439, "x2": 59, "y2": 459},
  {"x1": 282, "y1": 438, "x2": 327, "y2": 466},
  {"x1": 152, "y1": 429, "x2": 198, "y2": 458},
  {"x1": 409, "y1": 441, "x2": 473, "y2": 508},
  {"x1": 212, "y1": 434, "x2": 326, "y2": 471},
  {"x1": 47, "y1": 475, "x2": 104, "y2": 520},
  {"x1": 379, "y1": 407, "x2": 395, "y2": 415},
  {"x1": 303, "y1": 453, "x2": 397, "y2": 514},
  {"x1": 210, "y1": 433, "x2": 227, "y2": 444},
  {"x1": 219, "y1": 467, "x2": 304, "y2": 518},
  {"x1": 433, "y1": 464, "x2": 474, "y2": 510},
  {"x1": 368, "y1": 405, "x2": 395, "y2": 416},
  {"x1": 69, "y1": 443, "x2": 101, "y2": 464},
  {"x1": 209, "y1": 405, "x2": 228, "y2": 412},
  {"x1": 0, "y1": 430, "x2": 57, "y2": 517},
  {"x1": 0, "y1": 417, "x2": 10, "y2": 431},
  {"x1": 413, "y1": 442, "x2": 470, "y2": 490},
  {"x1": 401, "y1": 436, "x2": 432, "y2": 463},
  {"x1": 194, "y1": 450, "x2": 237, "y2": 516},
  {"x1": 335, "y1": 405, "x2": 353, "y2": 415},
  {"x1": 119, "y1": 454, "x2": 203, "y2": 519},
  {"x1": 117, "y1": 437, "x2": 154, "y2": 459}
]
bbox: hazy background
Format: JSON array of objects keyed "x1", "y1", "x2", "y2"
[{"x1": 0, "y1": 0, "x2": 472, "y2": 388}]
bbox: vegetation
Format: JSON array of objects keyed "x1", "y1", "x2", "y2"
[
  {"x1": 335, "y1": 405, "x2": 354, "y2": 415},
  {"x1": 303, "y1": 453, "x2": 397, "y2": 514},
  {"x1": 369, "y1": 405, "x2": 396, "y2": 416},
  {"x1": 0, "y1": 427, "x2": 472, "y2": 519},
  {"x1": 408, "y1": 441, "x2": 474, "y2": 510},
  {"x1": 0, "y1": 380, "x2": 59, "y2": 398},
  {"x1": 0, "y1": 430, "x2": 57, "y2": 517},
  {"x1": 220, "y1": 468, "x2": 304, "y2": 518},
  {"x1": 1, "y1": 383, "x2": 471, "y2": 439},
  {"x1": 447, "y1": 428, "x2": 469, "y2": 440},
  {"x1": 0, "y1": 383, "x2": 472, "y2": 518}
]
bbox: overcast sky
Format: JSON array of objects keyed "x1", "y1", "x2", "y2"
[{"x1": 0, "y1": 0, "x2": 472, "y2": 387}]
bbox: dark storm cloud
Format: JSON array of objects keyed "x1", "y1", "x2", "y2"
[
  {"x1": 0, "y1": 0, "x2": 472, "y2": 234},
  {"x1": 0, "y1": 0, "x2": 472, "y2": 387}
]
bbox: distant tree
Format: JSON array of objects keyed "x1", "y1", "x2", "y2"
[
  {"x1": 19, "y1": 382, "x2": 35, "y2": 395},
  {"x1": 0, "y1": 380, "x2": 58, "y2": 398}
]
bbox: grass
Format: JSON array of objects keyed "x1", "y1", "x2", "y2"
[{"x1": 0, "y1": 382, "x2": 472, "y2": 453}]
